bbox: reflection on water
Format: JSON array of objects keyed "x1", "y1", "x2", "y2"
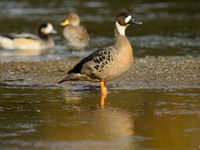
[
  {"x1": 0, "y1": 0, "x2": 200, "y2": 61},
  {"x1": 0, "y1": 48, "x2": 54, "y2": 62},
  {"x1": 0, "y1": 87, "x2": 200, "y2": 150},
  {"x1": 0, "y1": 48, "x2": 54, "y2": 56}
]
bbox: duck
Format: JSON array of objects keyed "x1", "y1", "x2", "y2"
[
  {"x1": 61, "y1": 13, "x2": 90, "y2": 51},
  {"x1": 58, "y1": 12, "x2": 142, "y2": 96},
  {"x1": 0, "y1": 23, "x2": 56, "y2": 51}
]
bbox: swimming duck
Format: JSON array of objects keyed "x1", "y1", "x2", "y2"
[
  {"x1": 0, "y1": 23, "x2": 56, "y2": 51},
  {"x1": 58, "y1": 12, "x2": 142, "y2": 96},
  {"x1": 61, "y1": 13, "x2": 90, "y2": 51}
]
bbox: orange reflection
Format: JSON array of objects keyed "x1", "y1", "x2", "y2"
[{"x1": 100, "y1": 95, "x2": 106, "y2": 108}]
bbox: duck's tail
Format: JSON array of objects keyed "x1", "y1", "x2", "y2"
[
  {"x1": 57, "y1": 75, "x2": 70, "y2": 84},
  {"x1": 58, "y1": 73, "x2": 99, "y2": 83},
  {"x1": 0, "y1": 36, "x2": 3, "y2": 45},
  {"x1": 0, "y1": 36, "x2": 15, "y2": 49}
]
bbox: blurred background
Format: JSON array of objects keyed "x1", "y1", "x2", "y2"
[
  {"x1": 0, "y1": 1, "x2": 200, "y2": 150},
  {"x1": 0, "y1": 0, "x2": 200, "y2": 61}
]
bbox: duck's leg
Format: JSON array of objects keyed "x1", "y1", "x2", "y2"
[
  {"x1": 100, "y1": 81, "x2": 107, "y2": 96},
  {"x1": 100, "y1": 81, "x2": 107, "y2": 108}
]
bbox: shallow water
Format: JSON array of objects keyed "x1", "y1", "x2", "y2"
[
  {"x1": 0, "y1": 1, "x2": 200, "y2": 149},
  {"x1": 0, "y1": 87, "x2": 200, "y2": 150},
  {"x1": 0, "y1": 0, "x2": 200, "y2": 61}
]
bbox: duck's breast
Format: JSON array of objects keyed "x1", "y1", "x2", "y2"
[{"x1": 101, "y1": 44, "x2": 133, "y2": 81}]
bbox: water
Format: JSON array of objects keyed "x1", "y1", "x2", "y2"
[
  {"x1": 0, "y1": 0, "x2": 200, "y2": 61},
  {"x1": 0, "y1": 87, "x2": 200, "y2": 150},
  {"x1": 0, "y1": 0, "x2": 200, "y2": 149}
]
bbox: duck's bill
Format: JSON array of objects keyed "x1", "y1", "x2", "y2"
[
  {"x1": 61, "y1": 19, "x2": 70, "y2": 26},
  {"x1": 133, "y1": 21, "x2": 143, "y2": 24},
  {"x1": 129, "y1": 19, "x2": 143, "y2": 25},
  {"x1": 51, "y1": 29, "x2": 57, "y2": 34}
]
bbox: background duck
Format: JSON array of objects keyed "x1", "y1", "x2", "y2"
[
  {"x1": 58, "y1": 12, "x2": 142, "y2": 96},
  {"x1": 0, "y1": 23, "x2": 56, "y2": 51},
  {"x1": 61, "y1": 13, "x2": 90, "y2": 51}
]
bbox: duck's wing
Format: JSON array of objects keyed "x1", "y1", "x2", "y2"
[
  {"x1": 68, "y1": 46, "x2": 114, "y2": 74},
  {"x1": 58, "y1": 46, "x2": 114, "y2": 83},
  {"x1": 0, "y1": 33, "x2": 39, "y2": 40},
  {"x1": 9, "y1": 33, "x2": 39, "y2": 40},
  {"x1": 0, "y1": 33, "x2": 15, "y2": 39}
]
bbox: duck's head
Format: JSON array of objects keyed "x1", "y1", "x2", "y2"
[
  {"x1": 61, "y1": 13, "x2": 80, "y2": 27},
  {"x1": 115, "y1": 12, "x2": 143, "y2": 36},
  {"x1": 39, "y1": 23, "x2": 57, "y2": 35}
]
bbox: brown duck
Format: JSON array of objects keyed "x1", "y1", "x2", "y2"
[
  {"x1": 61, "y1": 13, "x2": 90, "y2": 51},
  {"x1": 58, "y1": 12, "x2": 142, "y2": 96}
]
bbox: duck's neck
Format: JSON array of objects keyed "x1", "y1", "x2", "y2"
[
  {"x1": 38, "y1": 31, "x2": 49, "y2": 40},
  {"x1": 71, "y1": 21, "x2": 80, "y2": 26},
  {"x1": 115, "y1": 22, "x2": 126, "y2": 36},
  {"x1": 114, "y1": 22, "x2": 130, "y2": 47}
]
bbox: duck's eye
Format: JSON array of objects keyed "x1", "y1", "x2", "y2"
[{"x1": 125, "y1": 15, "x2": 132, "y2": 23}]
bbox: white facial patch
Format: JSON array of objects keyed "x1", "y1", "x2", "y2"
[
  {"x1": 115, "y1": 21, "x2": 126, "y2": 36},
  {"x1": 125, "y1": 15, "x2": 132, "y2": 23},
  {"x1": 43, "y1": 23, "x2": 53, "y2": 34}
]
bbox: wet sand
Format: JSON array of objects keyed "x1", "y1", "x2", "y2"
[{"x1": 0, "y1": 56, "x2": 200, "y2": 90}]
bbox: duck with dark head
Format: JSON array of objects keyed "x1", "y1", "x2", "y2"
[
  {"x1": 0, "y1": 23, "x2": 56, "y2": 51},
  {"x1": 58, "y1": 12, "x2": 142, "y2": 104}
]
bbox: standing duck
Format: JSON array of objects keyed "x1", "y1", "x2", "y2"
[
  {"x1": 0, "y1": 23, "x2": 56, "y2": 51},
  {"x1": 58, "y1": 12, "x2": 142, "y2": 96},
  {"x1": 61, "y1": 13, "x2": 90, "y2": 51}
]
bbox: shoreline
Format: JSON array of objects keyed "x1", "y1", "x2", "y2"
[{"x1": 0, "y1": 56, "x2": 200, "y2": 90}]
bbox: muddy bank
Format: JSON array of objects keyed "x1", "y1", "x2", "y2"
[{"x1": 0, "y1": 56, "x2": 200, "y2": 90}]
